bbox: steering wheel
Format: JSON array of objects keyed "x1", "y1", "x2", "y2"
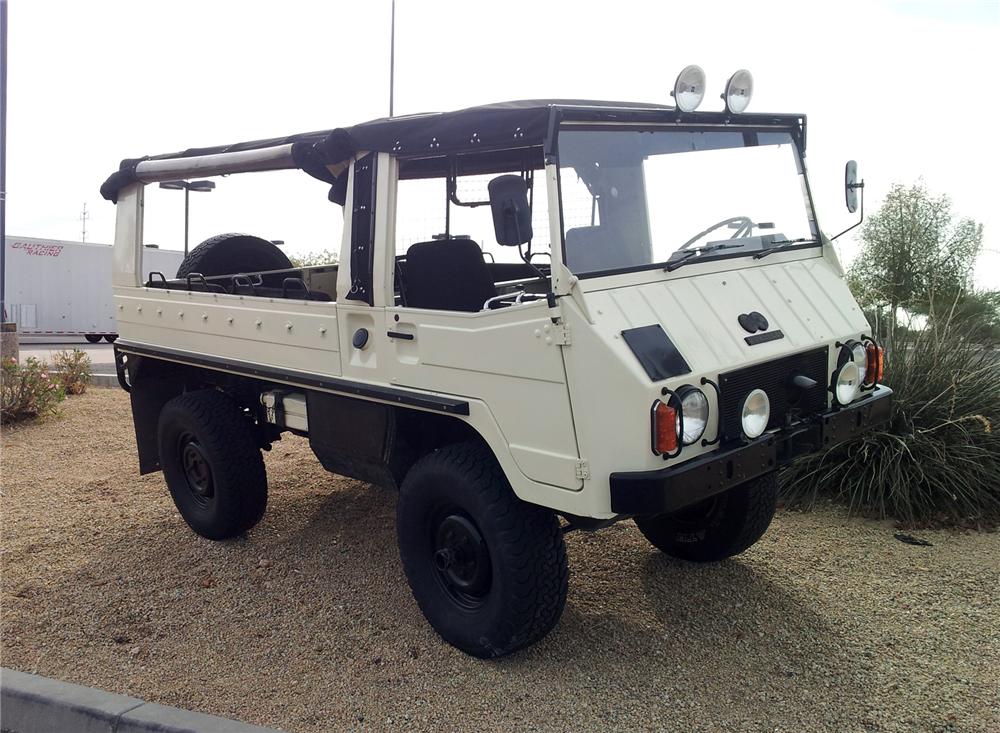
[{"x1": 678, "y1": 216, "x2": 755, "y2": 251}]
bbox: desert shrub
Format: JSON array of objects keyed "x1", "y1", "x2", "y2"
[
  {"x1": 51, "y1": 349, "x2": 93, "y2": 395},
  {"x1": 780, "y1": 308, "x2": 1000, "y2": 527},
  {"x1": 1, "y1": 357, "x2": 66, "y2": 424}
]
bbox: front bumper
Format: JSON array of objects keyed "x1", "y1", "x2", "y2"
[{"x1": 610, "y1": 386, "x2": 893, "y2": 515}]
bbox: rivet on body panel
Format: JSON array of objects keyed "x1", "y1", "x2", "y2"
[
  {"x1": 136, "y1": 305, "x2": 142, "y2": 313},
  {"x1": 285, "y1": 322, "x2": 293, "y2": 332},
  {"x1": 202, "y1": 313, "x2": 208, "y2": 321},
  {"x1": 178, "y1": 311, "x2": 184, "y2": 319},
  {"x1": 255, "y1": 319, "x2": 262, "y2": 329},
  {"x1": 319, "y1": 326, "x2": 327, "y2": 335},
  {"x1": 156, "y1": 308, "x2": 162, "y2": 316},
  {"x1": 227, "y1": 316, "x2": 234, "y2": 324}
]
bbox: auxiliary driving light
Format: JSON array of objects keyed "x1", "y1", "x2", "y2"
[
  {"x1": 834, "y1": 360, "x2": 861, "y2": 405},
  {"x1": 741, "y1": 388, "x2": 770, "y2": 439},
  {"x1": 675, "y1": 385, "x2": 709, "y2": 445},
  {"x1": 723, "y1": 69, "x2": 754, "y2": 113},
  {"x1": 672, "y1": 65, "x2": 707, "y2": 113}
]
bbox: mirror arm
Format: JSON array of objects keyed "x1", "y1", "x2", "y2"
[{"x1": 831, "y1": 180, "x2": 865, "y2": 241}]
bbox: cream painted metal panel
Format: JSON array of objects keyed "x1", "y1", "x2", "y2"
[
  {"x1": 112, "y1": 185, "x2": 144, "y2": 288},
  {"x1": 336, "y1": 160, "x2": 357, "y2": 304},
  {"x1": 385, "y1": 301, "x2": 582, "y2": 492},
  {"x1": 559, "y1": 252, "x2": 873, "y2": 515},
  {"x1": 336, "y1": 302, "x2": 386, "y2": 381},
  {"x1": 372, "y1": 153, "x2": 397, "y2": 308},
  {"x1": 114, "y1": 288, "x2": 341, "y2": 375}
]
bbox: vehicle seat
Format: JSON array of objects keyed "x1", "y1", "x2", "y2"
[
  {"x1": 402, "y1": 239, "x2": 497, "y2": 312},
  {"x1": 565, "y1": 226, "x2": 626, "y2": 273}
]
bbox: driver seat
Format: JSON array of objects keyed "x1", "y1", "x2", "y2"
[{"x1": 402, "y1": 238, "x2": 497, "y2": 312}]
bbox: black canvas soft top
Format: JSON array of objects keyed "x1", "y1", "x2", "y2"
[{"x1": 100, "y1": 99, "x2": 805, "y2": 203}]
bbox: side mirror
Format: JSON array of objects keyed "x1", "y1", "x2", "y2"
[
  {"x1": 832, "y1": 160, "x2": 866, "y2": 240},
  {"x1": 488, "y1": 175, "x2": 533, "y2": 246},
  {"x1": 845, "y1": 160, "x2": 863, "y2": 213}
]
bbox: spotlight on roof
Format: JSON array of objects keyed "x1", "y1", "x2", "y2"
[
  {"x1": 723, "y1": 69, "x2": 754, "y2": 114},
  {"x1": 671, "y1": 65, "x2": 706, "y2": 113}
]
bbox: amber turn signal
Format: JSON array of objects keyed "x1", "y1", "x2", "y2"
[
  {"x1": 864, "y1": 341, "x2": 884, "y2": 386},
  {"x1": 651, "y1": 400, "x2": 679, "y2": 455}
]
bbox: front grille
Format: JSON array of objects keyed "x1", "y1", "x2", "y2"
[{"x1": 718, "y1": 347, "x2": 829, "y2": 443}]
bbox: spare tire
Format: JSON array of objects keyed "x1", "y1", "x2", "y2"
[{"x1": 175, "y1": 233, "x2": 293, "y2": 278}]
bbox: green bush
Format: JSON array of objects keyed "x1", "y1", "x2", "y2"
[
  {"x1": 51, "y1": 348, "x2": 93, "y2": 395},
  {"x1": 1, "y1": 357, "x2": 66, "y2": 424},
  {"x1": 780, "y1": 309, "x2": 1000, "y2": 527}
]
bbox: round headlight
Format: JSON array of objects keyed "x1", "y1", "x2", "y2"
[
  {"x1": 723, "y1": 69, "x2": 754, "y2": 114},
  {"x1": 850, "y1": 342, "x2": 868, "y2": 384},
  {"x1": 674, "y1": 386, "x2": 709, "y2": 445},
  {"x1": 834, "y1": 360, "x2": 861, "y2": 405},
  {"x1": 741, "y1": 388, "x2": 770, "y2": 439},
  {"x1": 672, "y1": 64, "x2": 706, "y2": 113}
]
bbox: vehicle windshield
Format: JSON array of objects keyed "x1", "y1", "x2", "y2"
[{"x1": 557, "y1": 128, "x2": 818, "y2": 276}]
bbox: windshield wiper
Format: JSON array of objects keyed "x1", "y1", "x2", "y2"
[
  {"x1": 664, "y1": 242, "x2": 744, "y2": 272},
  {"x1": 753, "y1": 238, "x2": 816, "y2": 259}
]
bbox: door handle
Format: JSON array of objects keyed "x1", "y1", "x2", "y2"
[{"x1": 386, "y1": 330, "x2": 414, "y2": 340}]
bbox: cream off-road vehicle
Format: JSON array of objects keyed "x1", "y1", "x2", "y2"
[{"x1": 101, "y1": 67, "x2": 891, "y2": 657}]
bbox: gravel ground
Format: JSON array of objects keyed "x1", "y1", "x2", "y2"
[{"x1": 2, "y1": 389, "x2": 998, "y2": 733}]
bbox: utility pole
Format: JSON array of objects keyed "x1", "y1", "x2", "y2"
[
  {"x1": 80, "y1": 203, "x2": 89, "y2": 242},
  {"x1": 389, "y1": 0, "x2": 395, "y2": 117},
  {"x1": 159, "y1": 180, "x2": 216, "y2": 255},
  {"x1": 1, "y1": 0, "x2": 8, "y2": 322}
]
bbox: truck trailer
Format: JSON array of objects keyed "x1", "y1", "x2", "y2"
[{"x1": 4, "y1": 236, "x2": 183, "y2": 341}]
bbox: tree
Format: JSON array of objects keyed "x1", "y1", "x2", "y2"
[
  {"x1": 288, "y1": 249, "x2": 339, "y2": 267},
  {"x1": 848, "y1": 182, "x2": 983, "y2": 333}
]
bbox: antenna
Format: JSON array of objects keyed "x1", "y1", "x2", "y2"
[
  {"x1": 80, "y1": 203, "x2": 89, "y2": 243},
  {"x1": 389, "y1": 0, "x2": 396, "y2": 117}
]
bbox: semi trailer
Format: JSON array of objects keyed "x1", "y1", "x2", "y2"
[{"x1": 4, "y1": 236, "x2": 183, "y2": 341}]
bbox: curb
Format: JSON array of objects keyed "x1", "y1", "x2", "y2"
[
  {"x1": 90, "y1": 373, "x2": 120, "y2": 388},
  {"x1": 0, "y1": 669, "x2": 283, "y2": 733}
]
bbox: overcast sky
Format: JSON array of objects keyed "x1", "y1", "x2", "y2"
[{"x1": 5, "y1": 0, "x2": 999, "y2": 288}]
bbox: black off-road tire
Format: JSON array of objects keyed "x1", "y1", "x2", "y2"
[
  {"x1": 634, "y1": 472, "x2": 778, "y2": 562},
  {"x1": 396, "y1": 442, "x2": 568, "y2": 658},
  {"x1": 84, "y1": 334, "x2": 102, "y2": 343},
  {"x1": 157, "y1": 389, "x2": 268, "y2": 540},
  {"x1": 103, "y1": 334, "x2": 118, "y2": 343},
  {"x1": 175, "y1": 233, "x2": 293, "y2": 278}
]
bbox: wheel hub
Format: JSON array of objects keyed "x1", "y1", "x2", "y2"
[
  {"x1": 432, "y1": 513, "x2": 491, "y2": 604},
  {"x1": 179, "y1": 435, "x2": 214, "y2": 500}
]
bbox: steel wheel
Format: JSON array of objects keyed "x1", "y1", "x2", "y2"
[
  {"x1": 178, "y1": 432, "x2": 215, "y2": 507},
  {"x1": 431, "y1": 510, "x2": 492, "y2": 610}
]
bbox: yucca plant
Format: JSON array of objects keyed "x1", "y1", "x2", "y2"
[{"x1": 780, "y1": 304, "x2": 1000, "y2": 527}]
